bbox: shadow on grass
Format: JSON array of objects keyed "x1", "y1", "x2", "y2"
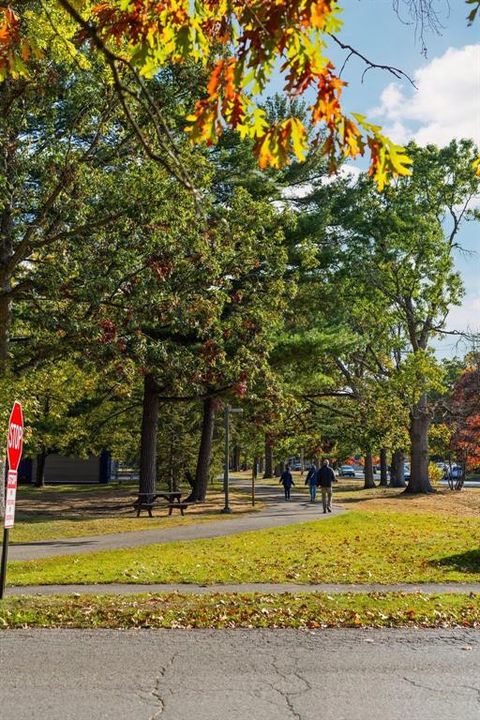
[
  {"x1": 431, "y1": 549, "x2": 480, "y2": 574},
  {"x1": 335, "y1": 486, "x2": 411, "y2": 505}
]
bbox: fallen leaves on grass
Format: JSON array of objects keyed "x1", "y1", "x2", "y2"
[{"x1": 1, "y1": 592, "x2": 479, "y2": 629}]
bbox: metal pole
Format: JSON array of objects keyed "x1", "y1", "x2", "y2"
[
  {"x1": 221, "y1": 405, "x2": 231, "y2": 513},
  {"x1": 0, "y1": 528, "x2": 9, "y2": 600}
]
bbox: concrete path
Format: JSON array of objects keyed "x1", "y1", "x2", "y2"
[
  {"x1": 9, "y1": 480, "x2": 343, "y2": 562},
  {"x1": 1, "y1": 628, "x2": 479, "y2": 720},
  {"x1": 5, "y1": 581, "x2": 480, "y2": 596}
]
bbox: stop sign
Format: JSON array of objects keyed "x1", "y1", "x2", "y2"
[{"x1": 7, "y1": 401, "x2": 24, "y2": 472}]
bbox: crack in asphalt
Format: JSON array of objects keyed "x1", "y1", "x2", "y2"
[
  {"x1": 404, "y1": 676, "x2": 480, "y2": 704},
  {"x1": 403, "y1": 676, "x2": 445, "y2": 694},
  {"x1": 147, "y1": 651, "x2": 181, "y2": 718},
  {"x1": 460, "y1": 685, "x2": 480, "y2": 704},
  {"x1": 149, "y1": 678, "x2": 165, "y2": 718},
  {"x1": 270, "y1": 657, "x2": 313, "y2": 720}
]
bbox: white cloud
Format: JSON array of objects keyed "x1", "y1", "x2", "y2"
[
  {"x1": 445, "y1": 294, "x2": 480, "y2": 335},
  {"x1": 370, "y1": 45, "x2": 480, "y2": 147}
]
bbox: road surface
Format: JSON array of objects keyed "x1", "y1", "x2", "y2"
[{"x1": 1, "y1": 629, "x2": 479, "y2": 719}]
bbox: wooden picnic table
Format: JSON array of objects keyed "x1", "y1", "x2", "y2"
[{"x1": 132, "y1": 491, "x2": 188, "y2": 517}]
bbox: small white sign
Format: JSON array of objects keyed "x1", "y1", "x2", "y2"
[{"x1": 4, "y1": 469, "x2": 18, "y2": 529}]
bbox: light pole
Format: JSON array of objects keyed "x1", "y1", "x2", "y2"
[{"x1": 221, "y1": 404, "x2": 243, "y2": 513}]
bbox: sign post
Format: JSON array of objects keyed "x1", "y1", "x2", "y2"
[{"x1": 1, "y1": 401, "x2": 24, "y2": 600}]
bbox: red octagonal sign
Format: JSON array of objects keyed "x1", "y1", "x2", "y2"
[{"x1": 7, "y1": 401, "x2": 24, "y2": 472}]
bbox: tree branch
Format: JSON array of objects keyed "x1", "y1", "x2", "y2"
[{"x1": 328, "y1": 33, "x2": 416, "y2": 87}]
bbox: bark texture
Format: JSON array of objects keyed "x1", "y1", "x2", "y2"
[
  {"x1": 406, "y1": 394, "x2": 434, "y2": 493},
  {"x1": 189, "y1": 396, "x2": 215, "y2": 502},
  {"x1": 263, "y1": 436, "x2": 273, "y2": 479},
  {"x1": 139, "y1": 373, "x2": 159, "y2": 496},
  {"x1": 379, "y1": 447, "x2": 388, "y2": 487},
  {"x1": 363, "y1": 451, "x2": 376, "y2": 489},
  {"x1": 232, "y1": 444, "x2": 241, "y2": 472},
  {"x1": 390, "y1": 449, "x2": 406, "y2": 488},
  {"x1": 35, "y1": 448, "x2": 48, "y2": 488}
]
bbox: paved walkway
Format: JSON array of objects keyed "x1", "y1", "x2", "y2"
[
  {"x1": 9, "y1": 480, "x2": 343, "y2": 562},
  {"x1": 5, "y1": 582, "x2": 480, "y2": 597}
]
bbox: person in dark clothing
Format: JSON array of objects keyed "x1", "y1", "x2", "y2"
[
  {"x1": 305, "y1": 462, "x2": 318, "y2": 502},
  {"x1": 316, "y1": 459, "x2": 336, "y2": 512},
  {"x1": 280, "y1": 465, "x2": 295, "y2": 500}
]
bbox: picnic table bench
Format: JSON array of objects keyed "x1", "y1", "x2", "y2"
[{"x1": 132, "y1": 491, "x2": 188, "y2": 517}]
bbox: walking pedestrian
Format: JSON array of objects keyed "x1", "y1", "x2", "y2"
[
  {"x1": 316, "y1": 459, "x2": 336, "y2": 513},
  {"x1": 305, "y1": 462, "x2": 318, "y2": 502},
  {"x1": 279, "y1": 465, "x2": 295, "y2": 500}
]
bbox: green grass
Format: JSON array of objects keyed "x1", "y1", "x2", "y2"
[
  {"x1": 0, "y1": 592, "x2": 478, "y2": 628},
  {"x1": 8, "y1": 510, "x2": 480, "y2": 586}
]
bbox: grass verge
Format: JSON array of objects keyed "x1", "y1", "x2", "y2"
[
  {"x1": 0, "y1": 592, "x2": 478, "y2": 629},
  {"x1": 8, "y1": 510, "x2": 480, "y2": 586}
]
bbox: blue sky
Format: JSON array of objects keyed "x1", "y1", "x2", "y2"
[{"x1": 318, "y1": 1, "x2": 480, "y2": 356}]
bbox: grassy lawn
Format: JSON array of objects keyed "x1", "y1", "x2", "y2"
[
  {"x1": 8, "y1": 510, "x2": 480, "y2": 586},
  {"x1": 11, "y1": 482, "x2": 257, "y2": 543},
  {"x1": 1, "y1": 592, "x2": 478, "y2": 629}
]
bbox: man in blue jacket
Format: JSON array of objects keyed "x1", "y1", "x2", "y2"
[
  {"x1": 316, "y1": 459, "x2": 336, "y2": 513},
  {"x1": 305, "y1": 462, "x2": 318, "y2": 502}
]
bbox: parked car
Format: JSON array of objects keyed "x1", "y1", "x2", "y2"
[{"x1": 339, "y1": 465, "x2": 356, "y2": 477}]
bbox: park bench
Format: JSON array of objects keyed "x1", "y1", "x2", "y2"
[{"x1": 132, "y1": 491, "x2": 187, "y2": 517}]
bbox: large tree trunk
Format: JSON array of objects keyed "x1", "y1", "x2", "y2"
[
  {"x1": 390, "y1": 449, "x2": 406, "y2": 488},
  {"x1": 406, "y1": 394, "x2": 434, "y2": 493},
  {"x1": 379, "y1": 447, "x2": 388, "y2": 487},
  {"x1": 189, "y1": 396, "x2": 215, "y2": 502},
  {"x1": 363, "y1": 451, "x2": 376, "y2": 489},
  {"x1": 35, "y1": 447, "x2": 48, "y2": 488},
  {"x1": 263, "y1": 436, "x2": 273, "y2": 478},
  {"x1": 139, "y1": 373, "x2": 159, "y2": 496}
]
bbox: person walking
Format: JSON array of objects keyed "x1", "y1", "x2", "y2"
[
  {"x1": 305, "y1": 462, "x2": 318, "y2": 502},
  {"x1": 316, "y1": 459, "x2": 336, "y2": 513},
  {"x1": 279, "y1": 465, "x2": 295, "y2": 501}
]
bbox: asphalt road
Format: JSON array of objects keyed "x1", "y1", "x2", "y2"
[{"x1": 1, "y1": 629, "x2": 479, "y2": 720}]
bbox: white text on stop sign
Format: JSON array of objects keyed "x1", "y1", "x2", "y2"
[{"x1": 8, "y1": 423, "x2": 23, "y2": 449}]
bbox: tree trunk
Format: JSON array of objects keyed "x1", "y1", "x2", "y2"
[
  {"x1": 363, "y1": 451, "x2": 376, "y2": 489},
  {"x1": 139, "y1": 373, "x2": 159, "y2": 496},
  {"x1": 189, "y1": 396, "x2": 215, "y2": 502},
  {"x1": 379, "y1": 447, "x2": 388, "y2": 487},
  {"x1": 0, "y1": 107, "x2": 15, "y2": 376},
  {"x1": 251, "y1": 455, "x2": 259, "y2": 506},
  {"x1": 0, "y1": 291, "x2": 11, "y2": 374},
  {"x1": 406, "y1": 394, "x2": 434, "y2": 493},
  {"x1": 232, "y1": 444, "x2": 241, "y2": 472},
  {"x1": 35, "y1": 447, "x2": 48, "y2": 488},
  {"x1": 263, "y1": 436, "x2": 273, "y2": 478},
  {"x1": 390, "y1": 449, "x2": 406, "y2": 488}
]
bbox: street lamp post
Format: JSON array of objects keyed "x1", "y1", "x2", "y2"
[{"x1": 221, "y1": 404, "x2": 243, "y2": 514}]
